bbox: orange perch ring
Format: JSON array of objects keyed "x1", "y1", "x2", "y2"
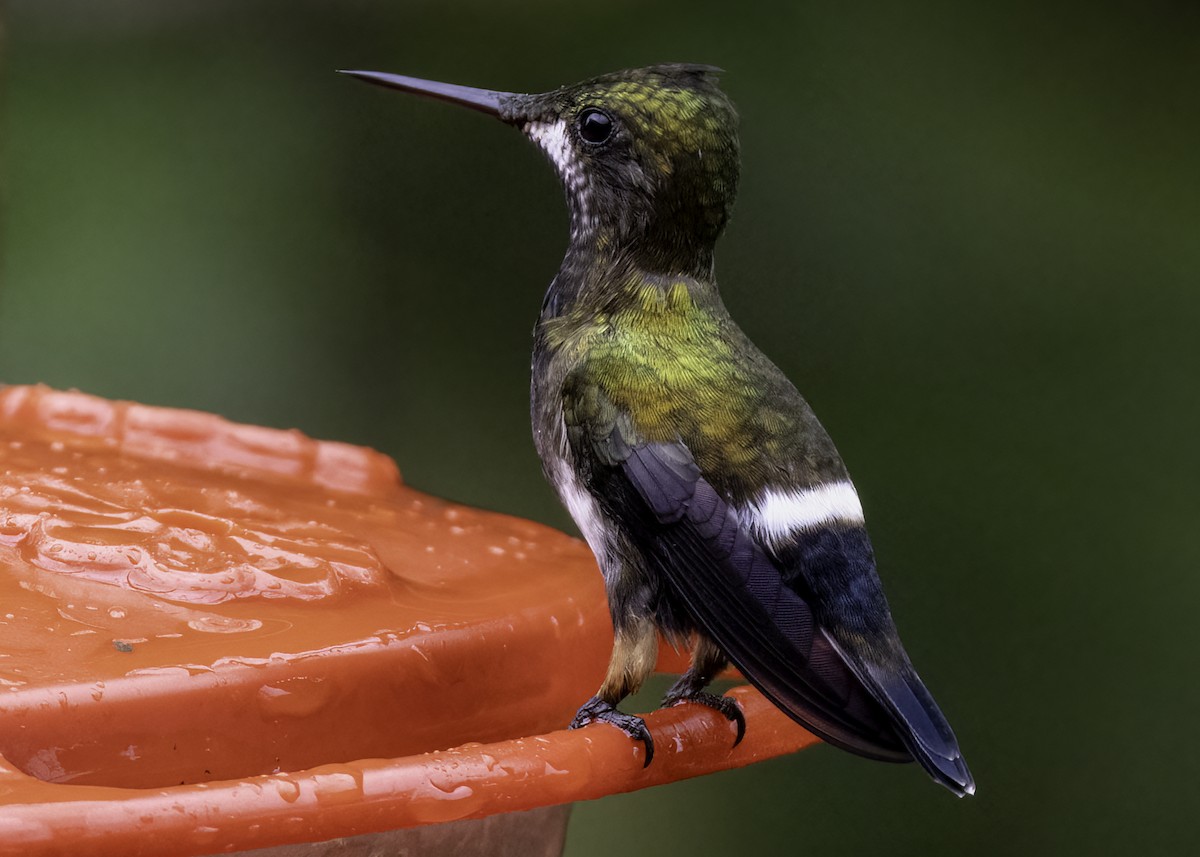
[{"x1": 0, "y1": 386, "x2": 818, "y2": 855}]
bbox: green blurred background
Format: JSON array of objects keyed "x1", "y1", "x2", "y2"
[{"x1": 1, "y1": 1, "x2": 1196, "y2": 854}]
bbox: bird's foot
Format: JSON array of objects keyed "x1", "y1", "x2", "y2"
[
  {"x1": 662, "y1": 688, "x2": 746, "y2": 746},
  {"x1": 569, "y1": 695, "x2": 654, "y2": 767}
]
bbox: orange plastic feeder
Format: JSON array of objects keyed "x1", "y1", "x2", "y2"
[{"x1": 0, "y1": 385, "x2": 818, "y2": 855}]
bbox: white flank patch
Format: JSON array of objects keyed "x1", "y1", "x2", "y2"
[
  {"x1": 523, "y1": 119, "x2": 592, "y2": 239},
  {"x1": 746, "y1": 481, "x2": 865, "y2": 547},
  {"x1": 559, "y1": 474, "x2": 606, "y2": 557},
  {"x1": 543, "y1": 412, "x2": 613, "y2": 578}
]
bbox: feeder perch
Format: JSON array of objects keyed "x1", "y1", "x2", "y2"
[{"x1": 0, "y1": 385, "x2": 818, "y2": 855}]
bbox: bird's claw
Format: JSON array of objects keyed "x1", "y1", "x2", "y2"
[
  {"x1": 663, "y1": 689, "x2": 746, "y2": 746},
  {"x1": 569, "y1": 695, "x2": 654, "y2": 767}
]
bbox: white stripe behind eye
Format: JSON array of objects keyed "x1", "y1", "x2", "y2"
[
  {"x1": 747, "y1": 481, "x2": 865, "y2": 546},
  {"x1": 523, "y1": 119, "x2": 592, "y2": 240},
  {"x1": 525, "y1": 119, "x2": 574, "y2": 175}
]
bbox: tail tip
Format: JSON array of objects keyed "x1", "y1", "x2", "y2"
[{"x1": 931, "y1": 756, "x2": 975, "y2": 797}]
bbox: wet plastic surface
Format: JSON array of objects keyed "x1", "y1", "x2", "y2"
[{"x1": 0, "y1": 386, "x2": 818, "y2": 855}]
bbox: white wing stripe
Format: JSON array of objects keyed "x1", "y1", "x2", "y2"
[{"x1": 747, "y1": 482, "x2": 865, "y2": 545}]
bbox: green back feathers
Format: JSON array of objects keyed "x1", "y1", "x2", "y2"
[{"x1": 551, "y1": 275, "x2": 846, "y2": 502}]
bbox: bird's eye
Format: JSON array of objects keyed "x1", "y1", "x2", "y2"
[{"x1": 577, "y1": 108, "x2": 613, "y2": 144}]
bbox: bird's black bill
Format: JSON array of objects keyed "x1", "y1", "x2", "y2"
[{"x1": 338, "y1": 70, "x2": 518, "y2": 118}]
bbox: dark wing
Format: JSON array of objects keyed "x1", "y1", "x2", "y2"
[{"x1": 569, "y1": 396, "x2": 910, "y2": 762}]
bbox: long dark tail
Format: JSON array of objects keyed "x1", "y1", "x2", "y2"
[{"x1": 842, "y1": 641, "x2": 975, "y2": 797}]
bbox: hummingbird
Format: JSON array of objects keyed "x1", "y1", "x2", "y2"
[{"x1": 342, "y1": 64, "x2": 974, "y2": 797}]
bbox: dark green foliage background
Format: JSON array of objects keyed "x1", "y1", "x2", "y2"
[{"x1": 1, "y1": 2, "x2": 1195, "y2": 854}]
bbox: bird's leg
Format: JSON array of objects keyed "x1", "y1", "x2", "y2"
[
  {"x1": 570, "y1": 614, "x2": 658, "y2": 766},
  {"x1": 662, "y1": 636, "x2": 746, "y2": 745}
]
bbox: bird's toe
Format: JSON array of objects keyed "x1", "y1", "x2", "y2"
[
  {"x1": 569, "y1": 695, "x2": 655, "y2": 766},
  {"x1": 663, "y1": 689, "x2": 746, "y2": 747}
]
